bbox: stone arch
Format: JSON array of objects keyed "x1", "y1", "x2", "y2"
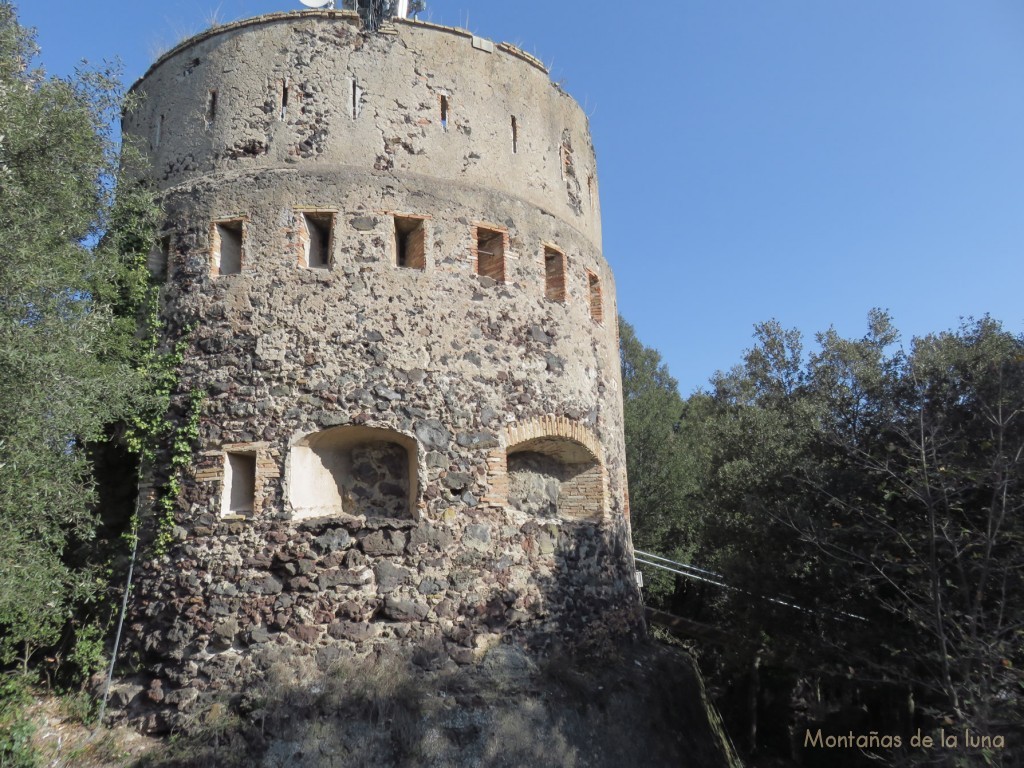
[
  {"x1": 287, "y1": 425, "x2": 419, "y2": 520},
  {"x1": 499, "y1": 417, "x2": 606, "y2": 522}
]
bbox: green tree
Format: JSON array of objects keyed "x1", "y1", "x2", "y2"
[
  {"x1": 0, "y1": 2, "x2": 157, "y2": 672},
  {"x1": 671, "y1": 312, "x2": 1023, "y2": 763},
  {"x1": 619, "y1": 319, "x2": 698, "y2": 603},
  {"x1": 800, "y1": 316, "x2": 1024, "y2": 744}
]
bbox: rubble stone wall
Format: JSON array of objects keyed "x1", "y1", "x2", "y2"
[{"x1": 118, "y1": 10, "x2": 643, "y2": 731}]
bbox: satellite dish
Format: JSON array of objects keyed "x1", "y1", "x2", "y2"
[{"x1": 300, "y1": 0, "x2": 335, "y2": 8}]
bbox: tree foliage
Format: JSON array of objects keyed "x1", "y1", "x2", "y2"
[
  {"x1": 620, "y1": 321, "x2": 689, "y2": 545},
  {"x1": 622, "y1": 312, "x2": 1024, "y2": 760},
  {"x1": 619, "y1": 319, "x2": 697, "y2": 602},
  {"x1": 0, "y1": 2, "x2": 158, "y2": 670}
]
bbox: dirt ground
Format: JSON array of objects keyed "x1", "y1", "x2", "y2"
[{"x1": 23, "y1": 640, "x2": 739, "y2": 768}]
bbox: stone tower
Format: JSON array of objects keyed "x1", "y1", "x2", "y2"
[{"x1": 122, "y1": 8, "x2": 643, "y2": 724}]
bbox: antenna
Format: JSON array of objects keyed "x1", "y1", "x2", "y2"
[
  {"x1": 300, "y1": 0, "x2": 335, "y2": 8},
  {"x1": 341, "y1": 1, "x2": 425, "y2": 28}
]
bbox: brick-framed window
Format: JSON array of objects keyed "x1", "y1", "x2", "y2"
[
  {"x1": 222, "y1": 450, "x2": 257, "y2": 517},
  {"x1": 473, "y1": 224, "x2": 507, "y2": 283},
  {"x1": 587, "y1": 270, "x2": 603, "y2": 323},
  {"x1": 543, "y1": 245, "x2": 566, "y2": 302},
  {"x1": 210, "y1": 217, "x2": 245, "y2": 276},
  {"x1": 394, "y1": 214, "x2": 428, "y2": 270},
  {"x1": 196, "y1": 441, "x2": 278, "y2": 519}
]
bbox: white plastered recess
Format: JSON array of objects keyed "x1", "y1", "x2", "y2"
[{"x1": 287, "y1": 425, "x2": 419, "y2": 520}]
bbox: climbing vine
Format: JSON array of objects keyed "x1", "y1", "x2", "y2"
[
  {"x1": 124, "y1": 307, "x2": 204, "y2": 555},
  {"x1": 153, "y1": 386, "x2": 205, "y2": 554},
  {"x1": 110, "y1": 148, "x2": 205, "y2": 555}
]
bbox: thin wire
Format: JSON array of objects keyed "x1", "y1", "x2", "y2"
[
  {"x1": 634, "y1": 551, "x2": 868, "y2": 623},
  {"x1": 634, "y1": 556, "x2": 731, "y2": 590},
  {"x1": 96, "y1": 483, "x2": 143, "y2": 728},
  {"x1": 635, "y1": 549, "x2": 724, "y2": 578}
]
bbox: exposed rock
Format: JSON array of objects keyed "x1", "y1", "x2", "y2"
[
  {"x1": 374, "y1": 561, "x2": 410, "y2": 592},
  {"x1": 350, "y1": 215, "x2": 378, "y2": 231},
  {"x1": 383, "y1": 596, "x2": 430, "y2": 622},
  {"x1": 360, "y1": 529, "x2": 408, "y2": 556},
  {"x1": 327, "y1": 621, "x2": 380, "y2": 642},
  {"x1": 455, "y1": 431, "x2": 500, "y2": 449},
  {"x1": 318, "y1": 568, "x2": 374, "y2": 588},
  {"x1": 414, "y1": 419, "x2": 451, "y2": 450},
  {"x1": 463, "y1": 523, "x2": 491, "y2": 551},
  {"x1": 288, "y1": 624, "x2": 321, "y2": 643},
  {"x1": 408, "y1": 523, "x2": 454, "y2": 551},
  {"x1": 313, "y1": 527, "x2": 352, "y2": 554}
]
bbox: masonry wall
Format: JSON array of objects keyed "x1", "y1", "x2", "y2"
[{"x1": 119, "y1": 11, "x2": 642, "y2": 732}]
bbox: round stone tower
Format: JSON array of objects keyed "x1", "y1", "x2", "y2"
[{"x1": 121, "y1": 9, "x2": 642, "y2": 725}]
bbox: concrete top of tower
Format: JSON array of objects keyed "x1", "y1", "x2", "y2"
[{"x1": 132, "y1": 9, "x2": 550, "y2": 94}]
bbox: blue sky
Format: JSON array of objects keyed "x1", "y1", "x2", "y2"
[{"x1": 18, "y1": 1, "x2": 1024, "y2": 395}]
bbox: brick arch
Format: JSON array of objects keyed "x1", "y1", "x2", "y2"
[
  {"x1": 503, "y1": 416, "x2": 604, "y2": 463},
  {"x1": 485, "y1": 417, "x2": 607, "y2": 521}
]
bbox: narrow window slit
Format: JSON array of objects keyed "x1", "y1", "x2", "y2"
[
  {"x1": 440, "y1": 94, "x2": 449, "y2": 130},
  {"x1": 280, "y1": 78, "x2": 290, "y2": 120},
  {"x1": 212, "y1": 219, "x2": 244, "y2": 276},
  {"x1": 350, "y1": 79, "x2": 362, "y2": 119},
  {"x1": 207, "y1": 90, "x2": 217, "y2": 127},
  {"x1": 511, "y1": 115, "x2": 518, "y2": 154},
  {"x1": 301, "y1": 212, "x2": 333, "y2": 269},
  {"x1": 394, "y1": 215, "x2": 426, "y2": 270}
]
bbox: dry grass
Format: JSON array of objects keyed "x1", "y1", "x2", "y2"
[{"x1": 24, "y1": 694, "x2": 156, "y2": 767}]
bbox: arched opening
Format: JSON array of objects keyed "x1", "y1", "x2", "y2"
[
  {"x1": 288, "y1": 426, "x2": 418, "y2": 520},
  {"x1": 506, "y1": 437, "x2": 604, "y2": 522}
]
